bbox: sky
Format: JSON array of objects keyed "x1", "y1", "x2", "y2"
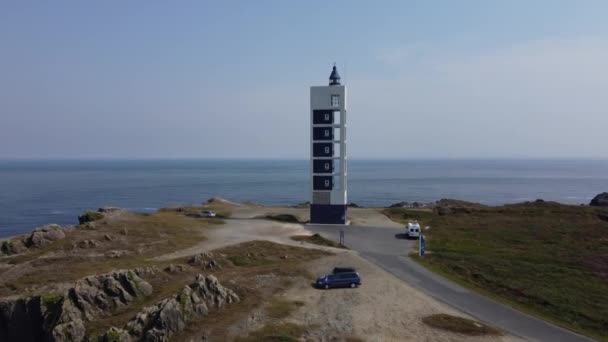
[{"x1": 1, "y1": 1, "x2": 607, "y2": 159}]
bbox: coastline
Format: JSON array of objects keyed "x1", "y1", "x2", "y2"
[
  {"x1": 2, "y1": 159, "x2": 607, "y2": 235},
  {"x1": 1, "y1": 198, "x2": 606, "y2": 341}
]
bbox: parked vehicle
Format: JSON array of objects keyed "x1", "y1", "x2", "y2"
[
  {"x1": 316, "y1": 271, "x2": 361, "y2": 289},
  {"x1": 406, "y1": 221, "x2": 421, "y2": 238},
  {"x1": 200, "y1": 211, "x2": 216, "y2": 218}
]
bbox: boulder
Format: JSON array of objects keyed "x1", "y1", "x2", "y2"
[
  {"x1": 165, "y1": 264, "x2": 186, "y2": 274},
  {"x1": 133, "y1": 266, "x2": 159, "y2": 278},
  {"x1": 189, "y1": 252, "x2": 221, "y2": 269},
  {"x1": 78, "y1": 240, "x2": 99, "y2": 249},
  {"x1": 78, "y1": 211, "x2": 104, "y2": 225},
  {"x1": 1, "y1": 239, "x2": 27, "y2": 255},
  {"x1": 590, "y1": 192, "x2": 608, "y2": 207},
  {"x1": 25, "y1": 224, "x2": 66, "y2": 248}
]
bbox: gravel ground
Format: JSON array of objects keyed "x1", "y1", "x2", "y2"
[
  {"x1": 154, "y1": 201, "x2": 523, "y2": 341},
  {"x1": 281, "y1": 251, "x2": 524, "y2": 342}
]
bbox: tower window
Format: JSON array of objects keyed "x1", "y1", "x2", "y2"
[{"x1": 331, "y1": 95, "x2": 340, "y2": 107}]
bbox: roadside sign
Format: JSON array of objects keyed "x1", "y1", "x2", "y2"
[{"x1": 419, "y1": 234, "x2": 425, "y2": 257}]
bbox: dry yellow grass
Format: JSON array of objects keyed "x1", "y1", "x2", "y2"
[{"x1": 0, "y1": 210, "x2": 220, "y2": 296}]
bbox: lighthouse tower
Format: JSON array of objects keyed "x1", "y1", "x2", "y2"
[{"x1": 310, "y1": 65, "x2": 347, "y2": 224}]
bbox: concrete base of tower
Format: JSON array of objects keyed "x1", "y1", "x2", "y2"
[{"x1": 310, "y1": 204, "x2": 347, "y2": 225}]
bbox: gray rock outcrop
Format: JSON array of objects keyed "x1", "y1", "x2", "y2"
[
  {"x1": 1, "y1": 224, "x2": 69, "y2": 255},
  {"x1": 70, "y1": 269, "x2": 154, "y2": 320},
  {"x1": 100, "y1": 274, "x2": 239, "y2": 342},
  {"x1": 1, "y1": 239, "x2": 27, "y2": 255},
  {"x1": 192, "y1": 274, "x2": 239, "y2": 308},
  {"x1": 25, "y1": 224, "x2": 66, "y2": 248},
  {"x1": 78, "y1": 211, "x2": 105, "y2": 225},
  {"x1": 125, "y1": 285, "x2": 207, "y2": 341},
  {"x1": 189, "y1": 252, "x2": 221, "y2": 270},
  {"x1": 590, "y1": 192, "x2": 608, "y2": 207},
  {"x1": 78, "y1": 239, "x2": 99, "y2": 249},
  {"x1": 0, "y1": 268, "x2": 155, "y2": 342}
]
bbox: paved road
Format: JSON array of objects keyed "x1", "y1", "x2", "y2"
[{"x1": 307, "y1": 224, "x2": 595, "y2": 342}]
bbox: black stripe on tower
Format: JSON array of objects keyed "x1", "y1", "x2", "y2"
[
  {"x1": 313, "y1": 127, "x2": 333, "y2": 141},
  {"x1": 313, "y1": 143, "x2": 333, "y2": 157},
  {"x1": 313, "y1": 110, "x2": 334, "y2": 124},
  {"x1": 313, "y1": 176, "x2": 333, "y2": 190},
  {"x1": 313, "y1": 159, "x2": 333, "y2": 173},
  {"x1": 310, "y1": 204, "x2": 347, "y2": 224}
]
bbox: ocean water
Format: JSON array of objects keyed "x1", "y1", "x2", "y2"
[{"x1": 1, "y1": 159, "x2": 607, "y2": 237}]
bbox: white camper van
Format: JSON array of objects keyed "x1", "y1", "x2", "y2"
[{"x1": 406, "y1": 221, "x2": 421, "y2": 238}]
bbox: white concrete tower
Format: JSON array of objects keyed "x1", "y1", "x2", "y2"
[{"x1": 310, "y1": 65, "x2": 347, "y2": 224}]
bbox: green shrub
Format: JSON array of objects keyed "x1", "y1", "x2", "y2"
[{"x1": 78, "y1": 211, "x2": 104, "y2": 224}]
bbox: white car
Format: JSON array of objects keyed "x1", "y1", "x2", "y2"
[
  {"x1": 406, "y1": 221, "x2": 421, "y2": 238},
  {"x1": 200, "y1": 211, "x2": 217, "y2": 218}
]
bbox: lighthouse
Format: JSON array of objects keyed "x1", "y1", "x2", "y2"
[{"x1": 310, "y1": 65, "x2": 348, "y2": 224}]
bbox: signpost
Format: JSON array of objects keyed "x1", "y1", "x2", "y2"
[
  {"x1": 339, "y1": 229, "x2": 345, "y2": 247},
  {"x1": 419, "y1": 234, "x2": 425, "y2": 257}
]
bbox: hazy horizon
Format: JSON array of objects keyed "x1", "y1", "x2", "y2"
[
  {"x1": 2, "y1": 157, "x2": 608, "y2": 162},
  {"x1": 2, "y1": 1, "x2": 607, "y2": 160}
]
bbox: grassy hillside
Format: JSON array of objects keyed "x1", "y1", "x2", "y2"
[{"x1": 384, "y1": 201, "x2": 608, "y2": 340}]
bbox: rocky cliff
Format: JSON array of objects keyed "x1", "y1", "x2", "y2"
[
  {"x1": 0, "y1": 267, "x2": 156, "y2": 342},
  {"x1": 590, "y1": 192, "x2": 608, "y2": 207},
  {"x1": 99, "y1": 274, "x2": 239, "y2": 342}
]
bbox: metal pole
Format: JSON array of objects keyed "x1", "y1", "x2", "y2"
[{"x1": 419, "y1": 234, "x2": 425, "y2": 257}]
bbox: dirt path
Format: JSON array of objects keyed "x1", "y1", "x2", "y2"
[
  {"x1": 155, "y1": 204, "x2": 400, "y2": 262},
  {"x1": 154, "y1": 218, "x2": 330, "y2": 261}
]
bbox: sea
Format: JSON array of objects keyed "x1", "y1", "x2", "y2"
[{"x1": 1, "y1": 159, "x2": 607, "y2": 238}]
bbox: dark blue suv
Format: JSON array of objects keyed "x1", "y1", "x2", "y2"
[{"x1": 316, "y1": 271, "x2": 361, "y2": 289}]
